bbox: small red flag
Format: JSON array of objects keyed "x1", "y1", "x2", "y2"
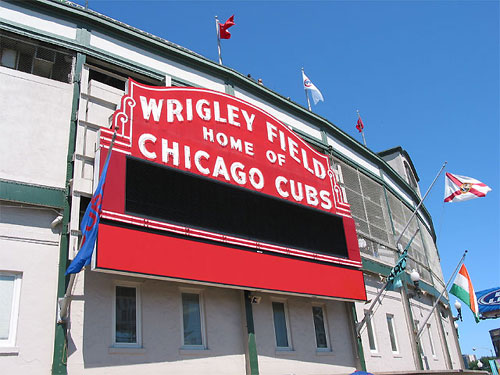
[
  {"x1": 356, "y1": 116, "x2": 364, "y2": 132},
  {"x1": 219, "y1": 15, "x2": 235, "y2": 39}
]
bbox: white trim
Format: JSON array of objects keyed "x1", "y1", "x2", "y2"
[
  {"x1": 386, "y1": 313, "x2": 400, "y2": 354},
  {"x1": 0, "y1": 2, "x2": 77, "y2": 40},
  {"x1": 0, "y1": 272, "x2": 22, "y2": 348},
  {"x1": 311, "y1": 303, "x2": 331, "y2": 351},
  {"x1": 271, "y1": 299, "x2": 293, "y2": 350},
  {"x1": 427, "y1": 323, "x2": 437, "y2": 358},
  {"x1": 365, "y1": 309, "x2": 378, "y2": 353},
  {"x1": 180, "y1": 290, "x2": 207, "y2": 350},
  {"x1": 111, "y1": 281, "x2": 142, "y2": 348}
]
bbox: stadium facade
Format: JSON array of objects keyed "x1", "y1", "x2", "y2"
[{"x1": 0, "y1": 1, "x2": 463, "y2": 374}]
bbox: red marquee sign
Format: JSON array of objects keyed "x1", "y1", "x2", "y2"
[{"x1": 94, "y1": 80, "x2": 366, "y2": 300}]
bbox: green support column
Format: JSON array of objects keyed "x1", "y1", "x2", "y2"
[
  {"x1": 51, "y1": 52, "x2": 86, "y2": 375},
  {"x1": 402, "y1": 278, "x2": 425, "y2": 371},
  {"x1": 244, "y1": 291, "x2": 260, "y2": 375},
  {"x1": 350, "y1": 303, "x2": 367, "y2": 371}
]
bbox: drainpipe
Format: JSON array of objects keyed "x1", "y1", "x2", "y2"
[
  {"x1": 350, "y1": 302, "x2": 367, "y2": 371},
  {"x1": 51, "y1": 52, "x2": 85, "y2": 375},
  {"x1": 244, "y1": 291, "x2": 260, "y2": 375},
  {"x1": 402, "y1": 277, "x2": 425, "y2": 370}
]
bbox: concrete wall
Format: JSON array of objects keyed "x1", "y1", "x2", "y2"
[
  {"x1": 253, "y1": 293, "x2": 358, "y2": 375},
  {"x1": 0, "y1": 203, "x2": 61, "y2": 373},
  {"x1": 67, "y1": 271, "x2": 247, "y2": 374},
  {"x1": 409, "y1": 294, "x2": 450, "y2": 371},
  {"x1": 357, "y1": 276, "x2": 418, "y2": 373},
  {"x1": 0, "y1": 67, "x2": 73, "y2": 188},
  {"x1": 65, "y1": 269, "x2": 359, "y2": 375}
]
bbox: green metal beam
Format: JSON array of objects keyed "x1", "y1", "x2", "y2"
[
  {"x1": 402, "y1": 281, "x2": 425, "y2": 371},
  {"x1": 51, "y1": 51, "x2": 86, "y2": 375},
  {"x1": 351, "y1": 303, "x2": 367, "y2": 371},
  {"x1": 244, "y1": 291, "x2": 259, "y2": 375},
  {"x1": 0, "y1": 179, "x2": 64, "y2": 208},
  {"x1": 362, "y1": 257, "x2": 392, "y2": 277}
]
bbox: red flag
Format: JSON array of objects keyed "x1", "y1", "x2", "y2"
[
  {"x1": 219, "y1": 15, "x2": 235, "y2": 39},
  {"x1": 356, "y1": 116, "x2": 364, "y2": 132}
]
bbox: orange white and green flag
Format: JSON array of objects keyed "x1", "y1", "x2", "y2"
[{"x1": 450, "y1": 264, "x2": 480, "y2": 323}]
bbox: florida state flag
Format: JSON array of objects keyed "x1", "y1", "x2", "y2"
[
  {"x1": 444, "y1": 172, "x2": 491, "y2": 203},
  {"x1": 219, "y1": 15, "x2": 235, "y2": 39}
]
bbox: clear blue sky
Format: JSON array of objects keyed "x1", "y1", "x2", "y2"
[{"x1": 74, "y1": 0, "x2": 499, "y2": 357}]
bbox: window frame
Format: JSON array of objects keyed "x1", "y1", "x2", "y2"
[
  {"x1": 0, "y1": 31, "x2": 74, "y2": 83},
  {"x1": 404, "y1": 161, "x2": 418, "y2": 189},
  {"x1": 111, "y1": 281, "x2": 142, "y2": 348},
  {"x1": 426, "y1": 323, "x2": 437, "y2": 358},
  {"x1": 271, "y1": 299, "x2": 293, "y2": 351},
  {"x1": 0, "y1": 272, "x2": 22, "y2": 348},
  {"x1": 415, "y1": 319, "x2": 425, "y2": 357},
  {"x1": 179, "y1": 288, "x2": 207, "y2": 350},
  {"x1": 365, "y1": 310, "x2": 378, "y2": 353},
  {"x1": 386, "y1": 313, "x2": 399, "y2": 354},
  {"x1": 311, "y1": 303, "x2": 331, "y2": 351}
]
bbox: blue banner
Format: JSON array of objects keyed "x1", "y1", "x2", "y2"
[
  {"x1": 66, "y1": 152, "x2": 112, "y2": 275},
  {"x1": 476, "y1": 287, "x2": 500, "y2": 316}
]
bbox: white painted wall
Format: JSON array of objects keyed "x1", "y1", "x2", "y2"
[
  {"x1": 67, "y1": 271, "x2": 247, "y2": 374},
  {"x1": 327, "y1": 134, "x2": 382, "y2": 177},
  {"x1": 253, "y1": 293, "x2": 358, "y2": 375},
  {"x1": 65, "y1": 270, "x2": 363, "y2": 375},
  {"x1": 380, "y1": 152, "x2": 407, "y2": 182},
  {"x1": 0, "y1": 204, "x2": 61, "y2": 374},
  {"x1": 0, "y1": 67, "x2": 73, "y2": 188},
  {"x1": 409, "y1": 293, "x2": 449, "y2": 371},
  {"x1": 89, "y1": 32, "x2": 226, "y2": 93},
  {"x1": 0, "y1": 1, "x2": 77, "y2": 40},
  {"x1": 440, "y1": 309, "x2": 462, "y2": 369},
  {"x1": 356, "y1": 276, "x2": 418, "y2": 372}
]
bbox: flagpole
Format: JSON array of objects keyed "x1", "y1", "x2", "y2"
[
  {"x1": 302, "y1": 68, "x2": 312, "y2": 111},
  {"x1": 357, "y1": 110, "x2": 367, "y2": 147},
  {"x1": 395, "y1": 161, "x2": 447, "y2": 251},
  {"x1": 416, "y1": 250, "x2": 468, "y2": 337},
  {"x1": 356, "y1": 228, "x2": 420, "y2": 336},
  {"x1": 58, "y1": 126, "x2": 119, "y2": 322},
  {"x1": 215, "y1": 16, "x2": 222, "y2": 65}
]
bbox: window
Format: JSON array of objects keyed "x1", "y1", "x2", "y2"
[
  {"x1": 365, "y1": 311, "x2": 377, "y2": 352},
  {"x1": 386, "y1": 314, "x2": 399, "y2": 353},
  {"x1": 427, "y1": 324, "x2": 436, "y2": 357},
  {"x1": 0, "y1": 273, "x2": 21, "y2": 347},
  {"x1": 415, "y1": 320, "x2": 425, "y2": 356},
  {"x1": 272, "y1": 301, "x2": 292, "y2": 349},
  {"x1": 404, "y1": 161, "x2": 418, "y2": 189},
  {"x1": 113, "y1": 284, "x2": 141, "y2": 347},
  {"x1": 312, "y1": 305, "x2": 330, "y2": 350},
  {"x1": 0, "y1": 31, "x2": 73, "y2": 83},
  {"x1": 181, "y1": 292, "x2": 205, "y2": 348}
]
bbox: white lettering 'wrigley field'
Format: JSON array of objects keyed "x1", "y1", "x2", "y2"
[
  {"x1": 139, "y1": 96, "x2": 256, "y2": 131},
  {"x1": 130, "y1": 87, "x2": 343, "y2": 213}
]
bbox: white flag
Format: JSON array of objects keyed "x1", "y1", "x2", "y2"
[
  {"x1": 302, "y1": 70, "x2": 324, "y2": 105},
  {"x1": 444, "y1": 172, "x2": 491, "y2": 202}
]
